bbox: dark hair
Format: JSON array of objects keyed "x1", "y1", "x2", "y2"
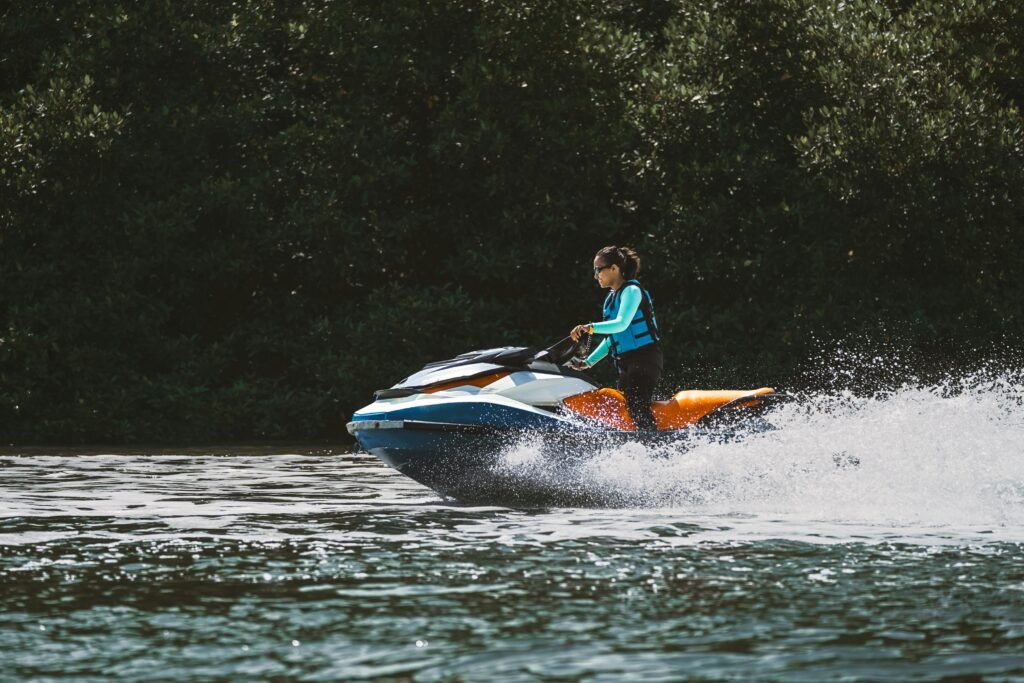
[{"x1": 595, "y1": 245, "x2": 641, "y2": 279}]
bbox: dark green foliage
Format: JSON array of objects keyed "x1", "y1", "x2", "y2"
[{"x1": 2, "y1": 0, "x2": 1022, "y2": 442}]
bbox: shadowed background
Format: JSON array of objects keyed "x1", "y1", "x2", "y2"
[{"x1": 2, "y1": 0, "x2": 1022, "y2": 442}]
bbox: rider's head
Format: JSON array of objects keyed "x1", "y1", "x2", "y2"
[{"x1": 594, "y1": 246, "x2": 641, "y2": 282}]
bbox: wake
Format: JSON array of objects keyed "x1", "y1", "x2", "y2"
[{"x1": 497, "y1": 369, "x2": 1024, "y2": 527}]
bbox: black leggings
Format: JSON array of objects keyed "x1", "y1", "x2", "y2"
[{"x1": 617, "y1": 345, "x2": 663, "y2": 432}]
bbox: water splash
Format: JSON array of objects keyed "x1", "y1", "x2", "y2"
[{"x1": 496, "y1": 369, "x2": 1024, "y2": 527}]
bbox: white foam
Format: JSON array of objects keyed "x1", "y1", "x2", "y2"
[{"x1": 497, "y1": 370, "x2": 1024, "y2": 530}]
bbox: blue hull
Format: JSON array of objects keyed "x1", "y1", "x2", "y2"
[{"x1": 349, "y1": 418, "x2": 702, "y2": 507}]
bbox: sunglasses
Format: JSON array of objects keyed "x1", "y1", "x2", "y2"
[{"x1": 593, "y1": 263, "x2": 613, "y2": 274}]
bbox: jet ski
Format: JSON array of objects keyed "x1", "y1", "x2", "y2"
[{"x1": 346, "y1": 337, "x2": 782, "y2": 506}]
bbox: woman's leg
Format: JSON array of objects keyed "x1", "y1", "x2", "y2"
[{"x1": 618, "y1": 348, "x2": 663, "y2": 432}]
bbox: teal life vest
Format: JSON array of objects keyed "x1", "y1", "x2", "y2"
[{"x1": 602, "y1": 280, "x2": 660, "y2": 360}]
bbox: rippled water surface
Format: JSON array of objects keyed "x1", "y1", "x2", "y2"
[{"x1": 3, "y1": 380, "x2": 1024, "y2": 681}]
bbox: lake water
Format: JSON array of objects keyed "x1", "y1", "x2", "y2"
[{"x1": 2, "y1": 378, "x2": 1024, "y2": 681}]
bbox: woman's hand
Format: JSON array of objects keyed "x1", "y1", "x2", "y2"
[
  {"x1": 570, "y1": 324, "x2": 591, "y2": 342},
  {"x1": 568, "y1": 358, "x2": 591, "y2": 371}
]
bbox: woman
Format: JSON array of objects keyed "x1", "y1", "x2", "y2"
[{"x1": 570, "y1": 246, "x2": 664, "y2": 432}]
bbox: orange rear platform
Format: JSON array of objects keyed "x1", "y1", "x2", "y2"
[{"x1": 561, "y1": 387, "x2": 775, "y2": 431}]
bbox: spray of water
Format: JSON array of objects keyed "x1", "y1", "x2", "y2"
[{"x1": 496, "y1": 363, "x2": 1024, "y2": 527}]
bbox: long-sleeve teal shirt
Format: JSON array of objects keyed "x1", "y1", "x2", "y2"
[{"x1": 583, "y1": 285, "x2": 642, "y2": 366}]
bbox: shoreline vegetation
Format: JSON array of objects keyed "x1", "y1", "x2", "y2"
[
  {"x1": 0, "y1": 442, "x2": 350, "y2": 455},
  {"x1": 3, "y1": 1, "x2": 1022, "y2": 444}
]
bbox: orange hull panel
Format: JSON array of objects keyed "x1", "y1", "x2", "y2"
[
  {"x1": 422, "y1": 371, "x2": 511, "y2": 394},
  {"x1": 562, "y1": 387, "x2": 775, "y2": 431}
]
